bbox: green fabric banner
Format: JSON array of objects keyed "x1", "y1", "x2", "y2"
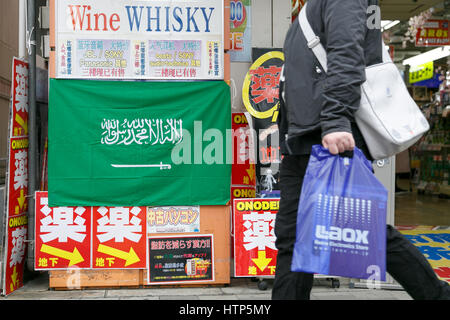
[{"x1": 48, "y1": 79, "x2": 231, "y2": 207}]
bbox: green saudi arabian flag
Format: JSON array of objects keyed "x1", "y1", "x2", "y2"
[{"x1": 48, "y1": 79, "x2": 231, "y2": 207}]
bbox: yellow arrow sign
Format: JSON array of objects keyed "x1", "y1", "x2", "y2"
[
  {"x1": 15, "y1": 114, "x2": 28, "y2": 135},
  {"x1": 10, "y1": 265, "x2": 18, "y2": 291},
  {"x1": 251, "y1": 251, "x2": 272, "y2": 272},
  {"x1": 17, "y1": 189, "x2": 26, "y2": 211},
  {"x1": 246, "y1": 164, "x2": 255, "y2": 183},
  {"x1": 40, "y1": 244, "x2": 84, "y2": 266},
  {"x1": 97, "y1": 244, "x2": 140, "y2": 267}
]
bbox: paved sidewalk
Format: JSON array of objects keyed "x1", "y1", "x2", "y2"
[{"x1": 0, "y1": 272, "x2": 412, "y2": 300}]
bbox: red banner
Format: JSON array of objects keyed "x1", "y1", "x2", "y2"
[
  {"x1": 92, "y1": 206, "x2": 147, "y2": 269},
  {"x1": 233, "y1": 198, "x2": 278, "y2": 277},
  {"x1": 2, "y1": 58, "x2": 29, "y2": 296},
  {"x1": 231, "y1": 112, "x2": 256, "y2": 186},
  {"x1": 35, "y1": 191, "x2": 91, "y2": 269},
  {"x1": 3, "y1": 214, "x2": 28, "y2": 295},
  {"x1": 34, "y1": 192, "x2": 147, "y2": 269},
  {"x1": 416, "y1": 20, "x2": 449, "y2": 47},
  {"x1": 11, "y1": 58, "x2": 29, "y2": 137}
]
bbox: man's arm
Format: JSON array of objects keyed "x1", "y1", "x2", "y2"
[{"x1": 320, "y1": 0, "x2": 368, "y2": 154}]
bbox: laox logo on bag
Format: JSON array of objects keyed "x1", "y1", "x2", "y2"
[{"x1": 315, "y1": 225, "x2": 369, "y2": 244}]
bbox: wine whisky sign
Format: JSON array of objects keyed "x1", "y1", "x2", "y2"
[{"x1": 55, "y1": 0, "x2": 224, "y2": 79}]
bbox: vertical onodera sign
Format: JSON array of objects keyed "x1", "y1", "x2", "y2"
[
  {"x1": 55, "y1": 0, "x2": 224, "y2": 79},
  {"x1": 2, "y1": 58, "x2": 29, "y2": 296}
]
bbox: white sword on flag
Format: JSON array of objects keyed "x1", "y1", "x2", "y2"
[{"x1": 111, "y1": 162, "x2": 171, "y2": 170}]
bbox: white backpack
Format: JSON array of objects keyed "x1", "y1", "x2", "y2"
[{"x1": 298, "y1": 3, "x2": 429, "y2": 160}]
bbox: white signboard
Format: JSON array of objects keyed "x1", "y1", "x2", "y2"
[
  {"x1": 55, "y1": 0, "x2": 224, "y2": 79},
  {"x1": 147, "y1": 206, "x2": 201, "y2": 234}
]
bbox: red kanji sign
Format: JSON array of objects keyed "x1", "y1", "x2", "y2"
[
  {"x1": 231, "y1": 113, "x2": 256, "y2": 186},
  {"x1": 233, "y1": 198, "x2": 279, "y2": 277},
  {"x1": 2, "y1": 57, "x2": 29, "y2": 296},
  {"x1": 92, "y1": 206, "x2": 147, "y2": 269},
  {"x1": 35, "y1": 191, "x2": 91, "y2": 269},
  {"x1": 2, "y1": 214, "x2": 28, "y2": 295},
  {"x1": 249, "y1": 66, "x2": 282, "y2": 104},
  {"x1": 11, "y1": 58, "x2": 29, "y2": 137},
  {"x1": 7, "y1": 137, "x2": 29, "y2": 216}
]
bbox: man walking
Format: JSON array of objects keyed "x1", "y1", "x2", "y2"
[{"x1": 273, "y1": 0, "x2": 450, "y2": 300}]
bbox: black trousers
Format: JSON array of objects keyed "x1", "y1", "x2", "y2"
[{"x1": 272, "y1": 154, "x2": 450, "y2": 300}]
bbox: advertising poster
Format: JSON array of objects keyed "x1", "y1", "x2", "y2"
[
  {"x1": 35, "y1": 191, "x2": 91, "y2": 270},
  {"x1": 229, "y1": 0, "x2": 251, "y2": 62},
  {"x1": 242, "y1": 49, "x2": 284, "y2": 193},
  {"x1": 35, "y1": 192, "x2": 148, "y2": 270},
  {"x1": 147, "y1": 206, "x2": 200, "y2": 234},
  {"x1": 92, "y1": 206, "x2": 147, "y2": 269},
  {"x1": 148, "y1": 235, "x2": 214, "y2": 284},
  {"x1": 48, "y1": 79, "x2": 231, "y2": 207},
  {"x1": 55, "y1": 0, "x2": 224, "y2": 79},
  {"x1": 409, "y1": 61, "x2": 434, "y2": 84},
  {"x1": 2, "y1": 214, "x2": 28, "y2": 296},
  {"x1": 233, "y1": 198, "x2": 278, "y2": 277},
  {"x1": 231, "y1": 112, "x2": 256, "y2": 187},
  {"x1": 400, "y1": 228, "x2": 450, "y2": 283},
  {"x1": 1, "y1": 58, "x2": 29, "y2": 296},
  {"x1": 416, "y1": 20, "x2": 449, "y2": 47},
  {"x1": 10, "y1": 58, "x2": 29, "y2": 138}
]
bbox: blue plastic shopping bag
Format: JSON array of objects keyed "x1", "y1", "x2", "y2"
[{"x1": 291, "y1": 145, "x2": 387, "y2": 281}]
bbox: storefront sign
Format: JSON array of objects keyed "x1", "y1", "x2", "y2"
[
  {"x1": 233, "y1": 198, "x2": 278, "y2": 277},
  {"x1": 10, "y1": 58, "x2": 29, "y2": 138},
  {"x1": 148, "y1": 235, "x2": 214, "y2": 284},
  {"x1": 35, "y1": 192, "x2": 147, "y2": 269},
  {"x1": 400, "y1": 229, "x2": 450, "y2": 283},
  {"x1": 147, "y1": 206, "x2": 200, "y2": 234},
  {"x1": 55, "y1": 0, "x2": 224, "y2": 79},
  {"x1": 416, "y1": 20, "x2": 449, "y2": 47},
  {"x1": 231, "y1": 112, "x2": 255, "y2": 186},
  {"x1": 1, "y1": 58, "x2": 29, "y2": 296},
  {"x1": 229, "y1": 0, "x2": 251, "y2": 62},
  {"x1": 231, "y1": 186, "x2": 256, "y2": 202},
  {"x1": 2, "y1": 214, "x2": 28, "y2": 295},
  {"x1": 35, "y1": 191, "x2": 92, "y2": 269},
  {"x1": 93, "y1": 206, "x2": 147, "y2": 268},
  {"x1": 242, "y1": 50, "x2": 284, "y2": 192},
  {"x1": 409, "y1": 61, "x2": 434, "y2": 84},
  {"x1": 48, "y1": 79, "x2": 231, "y2": 207}
]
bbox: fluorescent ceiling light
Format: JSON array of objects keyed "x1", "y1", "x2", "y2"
[
  {"x1": 403, "y1": 46, "x2": 450, "y2": 66},
  {"x1": 381, "y1": 20, "x2": 400, "y2": 31}
]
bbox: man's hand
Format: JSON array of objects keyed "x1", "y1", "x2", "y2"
[{"x1": 322, "y1": 132, "x2": 355, "y2": 155}]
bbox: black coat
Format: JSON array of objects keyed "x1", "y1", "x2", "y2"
[{"x1": 279, "y1": 0, "x2": 382, "y2": 155}]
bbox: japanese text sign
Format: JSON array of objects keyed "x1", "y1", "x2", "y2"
[
  {"x1": 148, "y1": 235, "x2": 214, "y2": 284},
  {"x1": 35, "y1": 191, "x2": 91, "y2": 269},
  {"x1": 233, "y1": 198, "x2": 278, "y2": 277},
  {"x1": 232, "y1": 113, "x2": 255, "y2": 186},
  {"x1": 11, "y1": 58, "x2": 29, "y2": 137},
  {"x1": 93, "y1": 206, "x2": 147, "y2": 269},
  {"x1": 2, "y1": 58, "x2": 29, "y2": 296},
  {"x1": 147, "y1": 206, "x2": 200, "y2": 234},
  {"x1": 409, "y1": 61, "x2": 434, "y2": 84},
  {"x1": 34, "y1": 192, "x2": 147, "y2": 269},
  {"x1": 416, "y1": 20, "x2": 449, "y2": 47},
  {"x1": 2, "y1": 214, "x2": 28, "y2": 295},
  {"x1": 55, "y1": 0, "x2": 224, "y2": 79}
]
